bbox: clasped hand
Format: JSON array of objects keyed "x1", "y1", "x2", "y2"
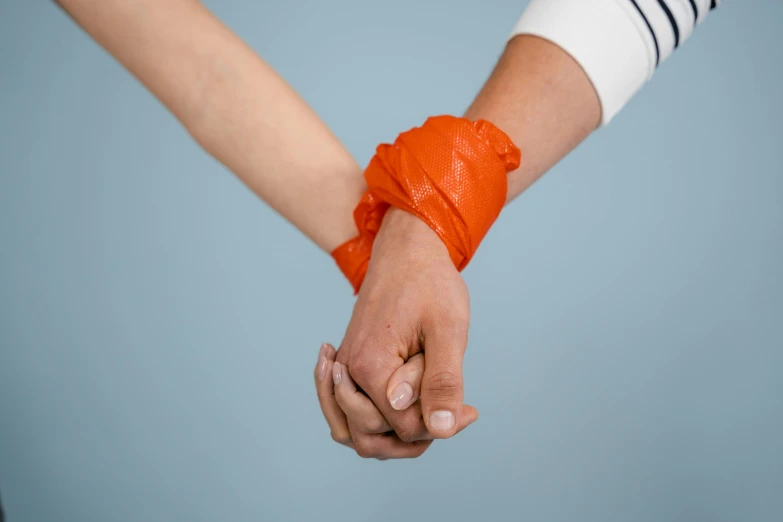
[{"x1": 314, "y1": 208, "x2": 479, "y2": 459}]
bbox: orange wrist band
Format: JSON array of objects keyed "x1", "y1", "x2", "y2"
[{"x1": 332, "y1": 115, "x2": 521, "y2": 294}]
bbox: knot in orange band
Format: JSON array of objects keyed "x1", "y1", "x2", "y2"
[{"x1": 332, "y1": 115, "x2": 521, "y2": 293}]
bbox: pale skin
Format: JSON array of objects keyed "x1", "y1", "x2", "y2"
[
  {"x1": 55, "y1": 0, "x2": 364, "y2": 252},
  {"x1": 56, "y1": 0, "x2": 601, "y2": 459}
]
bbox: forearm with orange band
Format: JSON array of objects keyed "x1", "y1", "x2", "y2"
[{"x1": 332, "y1": 115, "x2": 521, "y2": 294}]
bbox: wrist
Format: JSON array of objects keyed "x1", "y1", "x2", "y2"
[
  {"x1": 333, "y1": 116, "x2": 518, "y2": 293},
  {"x1": 374, "y1": 208, "x2": 450, "y2": 260}
]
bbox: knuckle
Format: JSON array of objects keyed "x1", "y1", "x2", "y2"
[
  {"x1": 352, "y1": 438, "x2": 376, "y2": 459},
  {"x1": 396, "y1": 425, "x2": 420, "y2": 443},
  {"x1": 424, "y1": 371, "x2": 461, "y2": 400},
  {"x1": 360, "y1": 415, "x2": 386, "y2": 434},
  {"x1": 349, "y1": 352, "x2": 383, "y2": 383},
  {"x1": 330, "y1": 431, "x2": 351, "y2": 446},
  {"x1": 395, "y1": 423, "x2": 419, "y2": 442}
]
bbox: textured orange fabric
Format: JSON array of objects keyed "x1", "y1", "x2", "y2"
[{"x1": 332, "y1": 115, "x2": 521, "y2": 294}]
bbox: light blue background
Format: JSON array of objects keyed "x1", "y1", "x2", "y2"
[{"x1": 1, "y1": 1, "x2": 781, "y2": 521}]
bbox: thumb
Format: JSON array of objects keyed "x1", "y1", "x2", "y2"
[
  {"x1": 420, "y1": 321, "x2": 469, "y2": 439},
  {"x1": 387, "y1": 353, "x2": 424, "y2": 411},
  {"x1": 387, "y1": 352, "x2": 479, "y2": 438}
]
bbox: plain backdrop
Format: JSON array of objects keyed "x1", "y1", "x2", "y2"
[{"x1": 1, "y1": 1, "x2": 781, "y2": 521}]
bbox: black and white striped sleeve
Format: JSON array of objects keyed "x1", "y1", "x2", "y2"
[{"x1": 510, "y1": 0, "x2": 721, "y2": 124}]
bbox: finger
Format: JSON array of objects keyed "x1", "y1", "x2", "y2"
[
  {"x1": 456, "y1": 404, "x2": 479, "y2": 433},
  {"x1": 333, "y1": 362, "x2": 392, "y2": 434},
  {"x1": 420, "y1": 318, "x2": 469, "y2": 439},
  {"x1": 347, "y1": 422, "x2": 431, "y2": 460},
  {"x1": 375, "y1": 354, "x2": 477, "y2": 441},
  {"x1": 386, "y1": 354, "x2": 477, "y2": 436},
  {"x1": 314, "y1": 343, "x2": 352, "y2": 447},
  {"x1": 348, "y1": 351, "x2": 433, "y2": 443},
  {"x1": 396, "y1": 404, "x2": 479, "y2": 442},
  {"x1": 387, "y1": 353, "x2": 424, "y2": 411}
]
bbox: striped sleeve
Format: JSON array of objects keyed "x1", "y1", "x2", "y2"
[{"x1": 510, "y1": 0, "x2": 721, "y2": 124}]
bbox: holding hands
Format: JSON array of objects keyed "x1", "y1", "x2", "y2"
[
  {"x1": 315, "y1": 208, "x2": 479, "y2": 459},
  {"x1": 313, "y1": 115, "x2": 521, "y2": 459},
  {"x1": 58, "y1": 0, "x2": 609, "y2": 461}
]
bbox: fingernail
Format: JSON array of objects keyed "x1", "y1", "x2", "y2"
[
  {"x1": 317, "y1": 344, "x2": 329, "y2": 381},
  {"x1": 429, "y1": 410, "x2": 455, "y2": 432},
  {"x1": 389, "y1": 382, "x2": 414, "y2": 410},
  {"x1": 317, "y1": 356, "x2": 328, "y2": 381},
  {"x1": 332, "y1": 362, "x2": 342, "y2": 385}
]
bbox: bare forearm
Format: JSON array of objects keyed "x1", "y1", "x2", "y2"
[
  {"x1": 56, "y1": 0, "x2": 363, "y2": 252},
  {"x1": 465, "y1": 35, "x2": 601, "y2": 202},
  {"x1": 364, "y1": 36, "x2": 602, "y2": 281}
]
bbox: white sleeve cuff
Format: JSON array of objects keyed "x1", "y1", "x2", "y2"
[{"x1": 510, "y1": 0, "x2": 655, "y2": 125}]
